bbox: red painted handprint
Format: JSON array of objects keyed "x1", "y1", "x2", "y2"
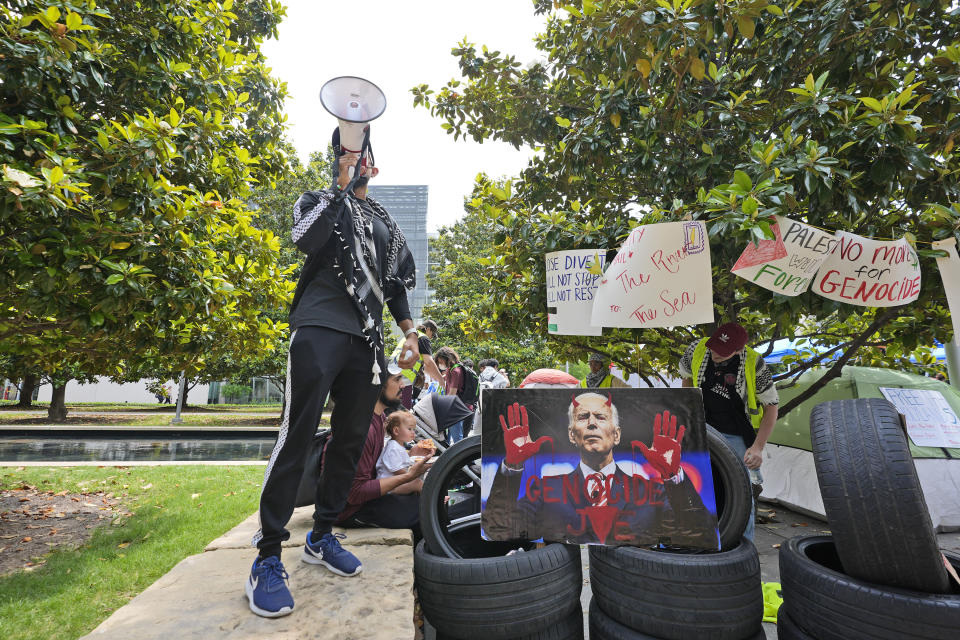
[
  {"x1": 500, "y1": 402, "x2": 554, "y2": 468},
  {"x1": 632, "y1": 410, "x2": 686, "y2": 481}
]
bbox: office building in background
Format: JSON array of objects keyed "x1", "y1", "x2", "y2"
[{"x1": 368, "y1": 185, "x2": 430, "y2": 323}]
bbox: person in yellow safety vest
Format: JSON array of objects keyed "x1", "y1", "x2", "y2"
[
  {"x1": 581, "y1": 352, "x2": 629, "y2": 388},
  {"x1": 389, "y1": 319, "x2": 443, "y2": 402},
  {"x1": 678, "y1": 321, "x2": 779, "y2": 542}
]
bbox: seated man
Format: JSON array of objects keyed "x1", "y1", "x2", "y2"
[{"x1": 333, "y1": 368, "x2": 433, "y2": 539}]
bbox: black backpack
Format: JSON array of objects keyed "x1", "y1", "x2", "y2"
[
  {"x1": 453, "y1": 363, "x2": 480, "y2": 406},
  {"x1": 295, "y1": 428, "x2": 332, "y2": 507}
]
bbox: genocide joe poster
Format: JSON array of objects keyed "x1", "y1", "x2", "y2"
[{"x1": 480, "y1": 388, "x2": 720, "y2": 549}]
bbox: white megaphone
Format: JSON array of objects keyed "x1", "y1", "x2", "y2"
[{"x1": 319, "y1": 76, "x2": 387, "y2": 156}]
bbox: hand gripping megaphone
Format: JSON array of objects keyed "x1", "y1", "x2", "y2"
[{"x1": 320, "y1": 76, "x2": 386, "y2": 160}]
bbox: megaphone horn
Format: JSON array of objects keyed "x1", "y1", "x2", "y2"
[{"x1": 320, "y1": 76, "x2": 387, "y2": 155}]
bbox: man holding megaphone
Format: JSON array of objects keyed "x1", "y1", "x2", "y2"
[{"x1": 246, "y1": 77, "x2": 423, "y2": 618}]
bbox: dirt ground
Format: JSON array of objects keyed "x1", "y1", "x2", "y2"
[{"x1": 0, "y1": 485, "x2": 123, "y2": 575}]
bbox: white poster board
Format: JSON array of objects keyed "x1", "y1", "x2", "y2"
[
  {"x1": 812, "y1": 231, "x2": 921, "y2": 306},
  {"x1": 879, "y1": 387, "x2": 960, "y2": 448},
  {"x1": 545, "y1": 249, "x2": 605, "y2": 335},
  {"x1": 591, "y1": 221, "x2": 714, "y2": 328},
  {"x1": 732, "y1": 216, "x2": 836, "y2": 296},
  {"x1": 933, "y1": 238, "x2": 960, "y2": 346}
]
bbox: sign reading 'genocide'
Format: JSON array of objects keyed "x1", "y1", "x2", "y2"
[
  {"x1": 812, "y1": 231, "x2": 921, "y2": 306},
  {"x1": 591, "y1": 221, "x2": 713, "y2": 328},
  {"x1": 480, "y1": 388, "x2": 719, "y2": 549}
]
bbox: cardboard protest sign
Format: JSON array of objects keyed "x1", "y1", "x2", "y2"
[
  {"x1": 590, "y1": 221, "x2": 714, "y2": 328},
  {"x1": 480, "y1": 388, "x2": 719, "y2": 549},
  {"x1": 879, "y1": 387, "x2": 960, "y2": 448},
  {"x1": 812, "y1": 231, "x2": 921, "y2": 306},
  {"x1": 546, "y1": 249, "x2": 605, "y2": 336},
  {"x1": 934, "y1": 238, "x2": 960, "y2": 346},
  {"x1": 732, "y1": 216, "x2": 836, "y2": 296}
]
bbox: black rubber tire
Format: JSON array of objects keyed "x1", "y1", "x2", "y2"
[
  {"x1": 779, "y1": 535, "x2": 960, "y2": 640},
  {"x1": 810, "y1": 398, "x2": 951, "y2": 593},
  {"x1": 776, "y1": 611, "x2": 816, "y2": 640},
  {"x1": 420, "y1": 435, "x2": 534, "y2": 558},
  {"x1": 589, "y1": 600, "x2": 764, "y2": 640},
  {"x1": 705, "y1": 425, "x2": 752, "y2": 551},
  {"x1": 414, "y1": 540, "x2": 582, "y2": 639},
  {"x1": 589, "y1": 538, "x2": 763, "y2": 640},
  {"x1": 434, "y1": 607, "x2": 584, "y2": 640}
]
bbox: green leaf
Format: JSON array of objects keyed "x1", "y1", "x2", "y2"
[
  {"x1": 859, "y1": 97, "x2": 884, "y2": 112},
  {"x1": 89, "y1": 310, "x2": 105, "y2": 326},
  {"x1": 733, "y1": 170, "x2": 753, "y2": 192},
  {"x1": 111, "y1": 199, "x2": 130, "y2": 211},
  {"x1": 65, "y1": 11, "x2": 82, "y2": 30},
  {"x1": 45, "y1": 7, "x2": 61, "y2": 23},
  {"x1": 701, "y1": 142, "x2": 713, "y2": 155},
  {"x1": 765, "y1": 5, "x2": 784, "y2": 16},
  {"x1": 3, "y1": 165, "x2": 41, "y2": 188},
  {"x1": 742, "y1": 196, "x2": 759, "y2": 216},
  {"x1": 105, "y1": 274, "x2": 124, "y2": 285},
  {"x1": 555, "y1": 116, "x2": 571, "y2": 128}
]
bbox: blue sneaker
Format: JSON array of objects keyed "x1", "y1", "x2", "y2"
[
  {"x1": 245, "y1": 556, "x2": 294, "y2": 618},
  {"x1": 302, "y1": 531, "x2": 363, "y2": 576}
]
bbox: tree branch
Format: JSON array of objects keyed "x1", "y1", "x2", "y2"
[{"x1": 777, "y1": 306, "x2": 903, "y2": 417}]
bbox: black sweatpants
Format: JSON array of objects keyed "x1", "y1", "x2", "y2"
[{"x1": 254, "y1": 326, "x2": 383, "y2": 559}]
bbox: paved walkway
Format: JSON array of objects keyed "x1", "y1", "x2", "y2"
[
  {"x1": 80, "y1": 501, "x2": 960, "y2": 640},
  {"x1": 83, "y1": 508, "x2": 416, "y2": 640}
]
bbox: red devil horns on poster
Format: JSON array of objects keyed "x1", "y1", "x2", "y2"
[
  {"x1": 606, "y1": 393, "x2": 613, "y2": 407},
  {"x1": 571, "y1": 395, "x2": 579, "y2": 408}
]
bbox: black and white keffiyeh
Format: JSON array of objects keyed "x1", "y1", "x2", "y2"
[{"x1": 290, "y1": 189, "x2": 416, "y2": 383}]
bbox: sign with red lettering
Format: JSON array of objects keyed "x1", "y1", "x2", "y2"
[
  {"x1": 812, "y1": 231, "x2": 921, "y2": 307},
  {"x1": 731, "y1": 216, "x2": 836, "y2": 296},
  {"x1": 590, "y1": 221, "x2": 714, "y2": 328},
  {"x1": 546, "y1": 249, "x2": 605, "y2": 335},
  {"x1": 934, "y1": 238, "x2": 960, "y2": 346},
  {"x1": 480, "y1": 388, "x2": 719, "y2": 549}
]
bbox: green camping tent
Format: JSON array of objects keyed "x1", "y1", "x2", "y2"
[{"x1": 761, "y1": 366, "x2": 960, "y2": 531}]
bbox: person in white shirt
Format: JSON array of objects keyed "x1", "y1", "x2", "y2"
[{"x1": 376, "y1": 411, "x2": 427, "y2": 494}]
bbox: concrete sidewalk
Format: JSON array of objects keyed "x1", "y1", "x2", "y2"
[
  {"x1": 83, "y1": 507, "x2": 416, "y2": 640},
  {"x1": 82, "y1": 501, "x2": 960, "y2": 640}
]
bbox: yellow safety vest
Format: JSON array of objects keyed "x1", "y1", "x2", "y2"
[
  {"x1": 390, "y1": 330, "x2": 427, "y2": 384},
  {"x1": 691, "y1": 337, "x2": 762, "y2": 430},
  {"x1": 580, "y1": 374, "x2": 615, "y2": 388}
]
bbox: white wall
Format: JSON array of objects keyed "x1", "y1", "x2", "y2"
[
  {"x1": 34, "y1": 377, "x2": 210, "y2": 405},
  {"x1": 611, "y1": 367, "x2": 682, "y2": 388}
]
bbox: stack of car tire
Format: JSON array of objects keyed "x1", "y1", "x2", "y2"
[
  {"x1": 414, "y1": 435, "x2": 584, "y2": 640},
  {"x1": 778, "y1": 398, "x2": 960, "y2": 639},
  {"x1": 587, "y1": 426, "x2": 765, "y2": 640},
  {"x1": 415, "y1": 426, "x2": 770, "y2": 639}
]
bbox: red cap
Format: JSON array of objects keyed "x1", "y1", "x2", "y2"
[{"x1": 706, "y1": 322, "x2": 748, "y2": 358}]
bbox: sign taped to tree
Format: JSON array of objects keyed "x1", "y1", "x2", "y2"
[
  {"x1": 933, "y1": 238, "x2": 960, "y2": 346},
  {"x1": 546, "y1": 249, "x2": 605, "y2": 335},
  {"x1": 732, "y1": 216, "x2": 836, "y2": 296},
  {"x1": 590, "y1": 221, "x2": 713, "y2": 328},
  {"x1": 480, "y1": 388, "x2": 719, "y2": 549},
  {"x1": 812, "y1": 231, "x2": 921, "y2": 306}
]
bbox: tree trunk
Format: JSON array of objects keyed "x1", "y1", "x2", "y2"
[
  {"x1": 48, "y1": 383, "x2": 68, "y2": 421},
  {"x1": 16, "y1": 374, "x2": 36, "y2": 407}
]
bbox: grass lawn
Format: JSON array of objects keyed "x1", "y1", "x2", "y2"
[
  {"x1": 0, "y1": 466, "x2": 265, "y2": 640},
  {"x1": 0, "y1": 413, "x2": 281, "y2": 427}
]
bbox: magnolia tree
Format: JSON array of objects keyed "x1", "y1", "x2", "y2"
[
  {"x1": 0, "y1": 1, "x2": 292, "y2": 417},
  {"x1": 414, "y1": 0, "x2": 960, "y2": 413}
]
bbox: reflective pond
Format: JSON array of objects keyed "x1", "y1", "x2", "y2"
[{"x1": 0, "y1": 437, "x2": 277, "y2": 462}]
